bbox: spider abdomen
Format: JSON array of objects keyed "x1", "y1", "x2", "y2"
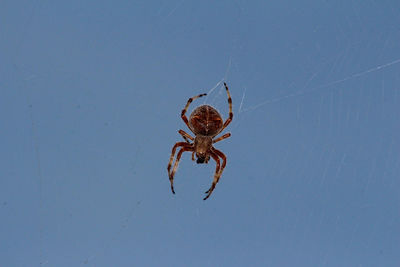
[{"x1": 189, "y1": 105, "x2": 223, "y2": 136}]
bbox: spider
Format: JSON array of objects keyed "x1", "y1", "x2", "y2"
[{"x1": 167, "y1": 82, "x2": 233, "y2": 200}]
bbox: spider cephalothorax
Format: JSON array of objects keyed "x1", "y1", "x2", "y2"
[
  {"x1": 167, "y1": 82, "x2": 233, "y2": 200},
  {"x1": 193, "y1": 135, "x2": 212, "y2": 164}
]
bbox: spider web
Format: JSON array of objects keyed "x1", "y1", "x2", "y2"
[
  {"x1": 216, "y1": 8, "x2": 400, "y2": 265},
  {"x1": 2, "y1": 1, "x2": 400, "y2": 266}
]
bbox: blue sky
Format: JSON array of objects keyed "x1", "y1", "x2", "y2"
[{"x1": 1, "y1": 1, "x2": 400, "y2": 266}]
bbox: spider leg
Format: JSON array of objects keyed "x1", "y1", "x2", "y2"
[
  {"x1": 181, "y1": 93, "x2": 207, "y2": 131},
  {"x1": 213, "y1": 148, "x2": 227, "y2": 176},
  {"x1": 203, "y1": 150, "x2": 221, "y2": 200},
  {"x1": 216, "y1": 82, "x2": 233, "y2": 135},
  {"x1": 204, "y1": 148, "x2": 227, "y2": 200},
  {"x1": 178, "y1": 129, "x2": 194, "y2": 143},
  {"x1": 167, "y1": 142, "x2": 190, "y2": 180},
  {"x1": 169, "y1": 146, "x2": 194, "y2": 194},
  {"x1": 213, "y1": 132, "x2": 231, "y2": 144}
]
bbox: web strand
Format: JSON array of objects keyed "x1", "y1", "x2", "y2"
[{"x1": 241, "y1": 58, "x2": 400, "y2": 113}]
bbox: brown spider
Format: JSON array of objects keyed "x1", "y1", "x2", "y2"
[{"x1": 167, "y1": 82, "x2": 233, "y2": 200}]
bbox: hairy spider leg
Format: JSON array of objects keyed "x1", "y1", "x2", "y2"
[
  {"x1": 204, "y1": 148, "x2": 227, "y2": 200},
  {"x1": 167, "y1": 142, "x2": 190, "y2": 181},
  {"x1": 203, "y1": 150, "x2": 221, "y2": 200},
  {"x1": 169, "y1": 146, "x2": 194, "y2": 194},
  {"x1": 181, "y1": 93, "x2": 207, "y2": 131},
  {"x1": 213, "y1": 133, "x2": 231, "y2": 144},
  {"x1": 213, "y1": 148, "x2": 227, "y2": 176},
  {"x1": 178, "y1": 129, "x2": 194, "y2": 143},
  {"x1": 215, "y1": 82, "x2": 233, "y2": 136}
]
